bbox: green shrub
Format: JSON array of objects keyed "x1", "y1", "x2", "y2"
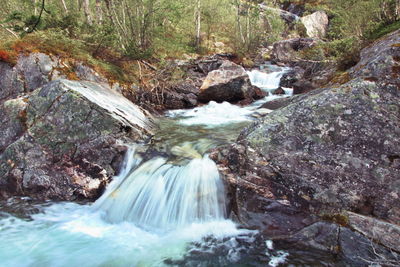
[
  {"x1": 322, "y1": 38, "x2": 360, "y2": 70},
  {"x1": 298, "y1": 43, "x2": 326, "y2": 61},
  {"x1": 365, "y1": 20, "x2": 400, "y2": 41}
]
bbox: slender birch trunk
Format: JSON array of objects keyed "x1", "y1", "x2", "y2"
[
  {"x1": 83, "y1": 0, "x2": 92, "y2": 25},
  {"x1": 195, "y1": 0, "x2": 201, "y2": 49},
  {"x1": 96, "y1": 0, "x2": 103, "y2": 24},
  {"x1": 60, "y1": 0, "x2": 68, "y2": 13}
]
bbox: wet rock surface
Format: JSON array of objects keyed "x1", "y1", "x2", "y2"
[
  {"x1": 285, "y1": 221, "x2": 399, "y2": 266},
  {"x1": 346, "y1": 211, "x2": 400, "y2": 252},
  {"x1": 198, "y1": 61, "x2": 264, "y2": 103},
  {"x1": 260, "y1": 97, "x2": 292, "y2": 110}
]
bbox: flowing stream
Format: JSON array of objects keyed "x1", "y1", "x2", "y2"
[{"x1": 0, "y1": 64, "x2": 335, "y2": 266}]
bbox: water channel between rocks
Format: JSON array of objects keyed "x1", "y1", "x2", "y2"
[{"x1": 0, "y1": 64, "x2": 338, "y2": 266}]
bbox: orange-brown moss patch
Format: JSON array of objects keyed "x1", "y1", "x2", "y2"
[
  {"x1": 321, "y1": 213, "x2": 349, "y2": 227},
  {"x1": 329, "y1": 72, "x2": 350, "y2": 85}
]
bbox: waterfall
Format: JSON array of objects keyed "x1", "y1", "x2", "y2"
[
  {"x1": 247, "y1": 69, "x2": 288, "y2": 95},
  {"x1": 94, "y1": 149, "x2": 226, "y2": 231}
]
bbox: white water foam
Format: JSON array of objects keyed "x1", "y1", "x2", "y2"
[
  {"x1": 247, "y1": 68, "x2": 290, "y2": 95},
  {"x1": 166, "y1": 101, "x2": 254, "y2": 126},
  {"x1": 167, "y1": 65, "x2": 292, "y2": 126},
  {"x1": 94, "y1": 154, "x2": 226, "y2": 231},
  {"x1": 0, "y1": 64, "x2": 294, "y2": 266},
  {"x1": 0, "y1": 203, "x2": 251, "y2": 267}
]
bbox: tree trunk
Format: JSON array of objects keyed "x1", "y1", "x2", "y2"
[
  {"x1": 83, "y1": 0, "x2": 92, "y2": 25},
  {"x1": 60, "y1": 0, "x2": 68, "y2": 13},
  {"x1": 95, "y1": 0, "x2": 103, "y2": 24},
  {"x1": 195, "y1": 0, "x2": 201, "y2": 49},
  {"x1": 246, "y1": 7, "x2": 250, "y2": 46},
  {"x1": 33, "y1": 0, "x2": 38, "y2": 16},
  {"x1": 105, "y1": 0, "x2": 127, "y2": 50},
  {"x1": 235, "y1": 0, "x2": 245, "y2": 44}
]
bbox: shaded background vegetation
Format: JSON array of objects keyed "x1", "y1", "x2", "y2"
[{"x1": 0, "y1": 0, "x2": 398, "y2": 72}]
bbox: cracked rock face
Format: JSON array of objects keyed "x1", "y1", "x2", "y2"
[
  {"x1": 211, "y1": 29, "x2": 400, "y2": 256},
  {"x1": 0, "y1": 78, "x2": 154, "y2": 200},
  {"x1": 350, "y1": 29, "x2": 400, "y2": 84},
  {"x1": 224, "y1": 79, "x2": 400, "y2": 224}
]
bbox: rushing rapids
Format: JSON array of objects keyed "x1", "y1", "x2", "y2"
[
  {"x1": 0, "y1": 64, "x2": 309, "y2": 266},
  {"x1": 247, "y1": 67, "x2": 290, "y2": 95},
  {"x1": 94, "y1": 152, "x2": 226, "y2": 230}
]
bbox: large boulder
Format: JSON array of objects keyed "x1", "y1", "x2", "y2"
[
  {"x1": 132, "y1": 56, "x2": 230, "y2": 111},
  {"x1": 198, "y1": 61, "x2": 264, "y2": 103},
  {"x1": 0, "y1": 52, "x2": 116, "y2": 105},
  {"x1": 212, "y1": 30, "x2": 400, "y2": 255},
  {"x1": 286, "y1": 221, "x2": 399, "y2": 265},
  {"x1": 227, "y1": 78, "x2": 400, "y2": 224},
  {"x1": 271, "y1": 38, "x2": 317, "y2": 63},
  {"x1": 301, "y1": 11, "x2": 329, "y2": 39},
  {"x1": 349, "y1": 29, "x2": 400, "y2": 84},
  {"x1": 0, "y1": 79, "x2": 154, "y2": 200},
  {"x1": 0, "y1": 62, "x2": 24, "y2": 103}
]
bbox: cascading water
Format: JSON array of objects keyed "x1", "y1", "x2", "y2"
[
  {"x1": 0, "y1": 62, "x2": 308, "y2": 266},
  {"x1": 94, "y1": 153, "x2": 226, "y2": 230},
  {"x1": 247, "y1": 67, "x2": 290, "y2": 96}
]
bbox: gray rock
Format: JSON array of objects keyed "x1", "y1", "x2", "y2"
[
  {"x1": 0, "y1": 80, "x2": 154, "y2": 200},
  {"x1": 238, "y1": 79, "x2": 400, "y2": 223},
  {"x1": 0, "y1": 98, "x2": 27, "y2": 152},
  {"x1": 288, "y1": 222, "x2": 340, "y2": 253},
  {"x1": 75, "y1": 63, "x2": 108, "y2": 84},
  {"x1": 260, "y1": 97, "x2": 293, "y2": 110},
  {"x1": 347, "y1": 211, "x2": 400, "y2": 252},
  {"x1": 15, "y1": 53, "x2": 58, "y2": 92},
  {"x1": 292, "y1": 79, "x2": 315, "y2": 94},
  {"x1": 350, "y1": 29, "x2": 400, "y2": 84},
  {"x1": 0, "y1": 62, "x2": 24, "y2": 103},
  {"x1": 301, "y1": 11, "x2": 329, "y2": 39},
  {"x1": 198, "y1": 61, "x2": 260, "y2": 103},
  {"x1": 233, "y1": 187, "x2": 317, "y2": 236},
  {"x1": 287, "y1": 222, "x2": 398, "y2": 266},
  {"x1": 271, "y1": 38, "x2": 317, "y2": 63},
  {"x1": 218, "y1": 30, "x2": 400, "y2": 228}
]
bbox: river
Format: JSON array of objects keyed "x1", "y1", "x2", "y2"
[{"x1": 0, "y1": 64, "x2": 337, "y2": 266}]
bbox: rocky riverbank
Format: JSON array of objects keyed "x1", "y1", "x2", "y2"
[
  {"x1": 0, "y1": 24, "x2": 399, "y2": 267},
  {"x1": 0, "y1": 54, "x2": 154, "y2": 200},
  {"x1": 211, "y1": 29, "x2": 400, "y2": 265}
]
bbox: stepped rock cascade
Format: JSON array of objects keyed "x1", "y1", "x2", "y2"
[
  {"x1": 0, "y1": 62, "x2": 313, "y2": 266},
  {"x1": 94, "y1": 152, "x2": 226, "y2": 230},
  {"x1": 247, "y1": 68, "x2": 289, "y2": 95}
]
